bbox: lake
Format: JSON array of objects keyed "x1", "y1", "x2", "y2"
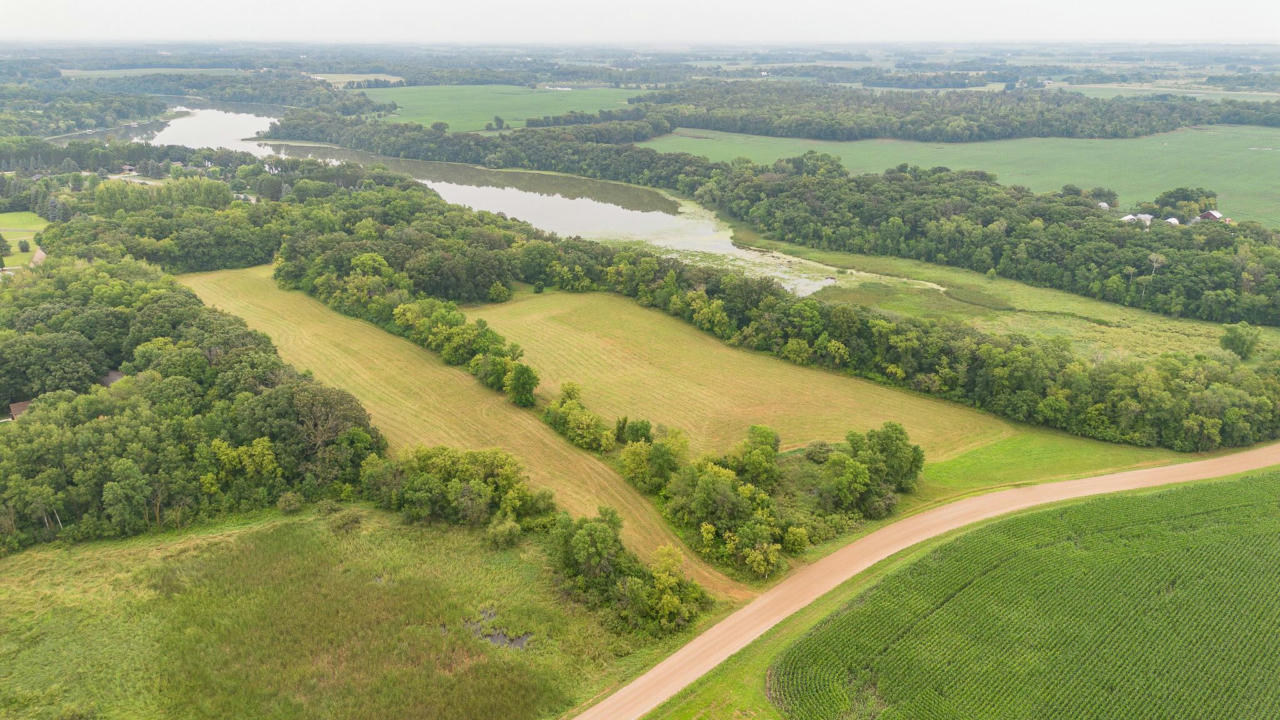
[{"x1": 70, "y1": 106, "x2": 868, "y2": 294}]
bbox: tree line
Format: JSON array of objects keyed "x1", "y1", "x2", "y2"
[{"x1": 35, "y1": 155, "x2": 1280, "y2": 454}]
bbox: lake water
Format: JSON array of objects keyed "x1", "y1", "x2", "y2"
[{"x1": 66, "y1": 106, "x2": 871, "y2": 294}]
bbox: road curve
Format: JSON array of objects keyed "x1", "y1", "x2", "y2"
[{"x1": 577, "y1": 440, "x2": 1280, "y2": 720}]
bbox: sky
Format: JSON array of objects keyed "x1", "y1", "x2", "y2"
[{"x1": 4, "y1": 0, "x2": 1280, "y2": 45}]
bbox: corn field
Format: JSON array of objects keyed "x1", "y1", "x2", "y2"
[{"x1": 769, "y1": 473, "x2": 1280, "y2": 719}]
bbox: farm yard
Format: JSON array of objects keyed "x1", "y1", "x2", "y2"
[
  {"x1": 767, "y1": 471, "x2": 1280, "y2": 720},
  {"x1": 360, "y1": 84, "x2": 636, "y2": 132},
  {"x1": 0, "y1": 508, "x2": 686, "y2": 720},
  {"x1": 178, "y1": 265, "x2": 742, "y2": 597},
  {"x1": 641, "y1": 125, "x2": 1280, "y2": 227}
]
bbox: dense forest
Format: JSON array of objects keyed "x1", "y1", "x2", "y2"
[
  {"x1": 640, "y1": 81, "x2": 1280, "y2": 141},
  {"x1": 0, "y1": 85, "x2": 169, "y2": 137},
  {"x1": 33, "y1": 158, "x2": 1280, "y2": 453},
  {"x1": 0, "y1": 259, "x2": 384, "y2": 550}
]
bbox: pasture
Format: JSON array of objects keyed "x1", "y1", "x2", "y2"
[
  {"x1": 735, "y1": 231, "x2": 1280, "y2": 361},
  {"x1": 0, "y1": 508, "x2": 686, "y2": 720},
  {"x1": 641, "y1": 125, "x2": 1280, "y2": 226},
  {"x1": 0, "y1": 211, "x2": 46, "y2": 267},
  {"x1": 360, "y1": 84, "x2": 636, "y2": 132},
  {"x1": 767, "y1": 471, "x2": 1280, "y2": 720},
  {"x1": 468, "y1": 289, "x2": 1181, "y2": 505},
  {"x1": 178, "y1": 265, "x2": 742, "y2": 597}
]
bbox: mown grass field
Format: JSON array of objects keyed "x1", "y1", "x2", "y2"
[
  {"x1": 734, "y1": 231, "x2": 1280, "y2": 361},
  {"x1": 468, "y1": 289, "x2": 1182, "y2": 507},
  {"x1": 0, "y1": 507, "x2": 690, "y2": 720},
  {"x1": 641, "y1": 125, "x2": 1280, "y2": 226},
  {"x1": 360, "y1": 84, "x2": 636, "y2": 132},
  {"x1": 767, "y1": 471, "x2": 1280, "y2": 720},
  {"x1": 179, "y1": 265, "x2": 742, "y2": 597},
  {"x1": 650, "y1": 469, "x2": 1280, "y2": 720},
  {"x1": 0, "y1": 211, "x2": 46, "y2": 267}
]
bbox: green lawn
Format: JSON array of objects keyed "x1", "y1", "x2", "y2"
[
  {"x1": 641, "y1": 125, "x2": 1280, "y2": 226},
  {"x1": 0, "y1": 211, "x2": 46, "y2": 268},
  {"x1": 732, "y1": 230, "x2": 1280, "y2": 362},
  {"x1": 0, "y1": 507, "x2": 696, "y2": 720},
  {"x1": 652, "y1": 468, "x2": 1280, "y2": 720},
  {"x1": 361, "y1": 85, "x2": 636, "y2": 132}
]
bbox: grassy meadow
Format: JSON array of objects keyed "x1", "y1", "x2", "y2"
[
  {"x1": 641, "y1": 125, "x2": 1280, "y2": 226},
  {"x1": 651, "y1": 469, "x2": 1280, "y2": 720},
  {"x1": 468, "y1": 289, "x2": 1182, "y2": 508},
  {"x1": 360, "y1": 84, "x2": 636, "y2": 132},
  {"x1": 0, "y1": 211, "x2": 46, "y2": 267},
  {"x1": 0, "y1": 507, "x2": 688, "y2": 720},
  {"x1": 178, "y1": 265, "x2": 743, "y2": 598},
  {"x1": 734, "y1": 231, "x2": 1280, "y2": 361}
]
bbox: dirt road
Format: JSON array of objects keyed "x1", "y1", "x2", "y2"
[{"x1": 577, "y1": 440, "x2": 1280, "y2": 720}]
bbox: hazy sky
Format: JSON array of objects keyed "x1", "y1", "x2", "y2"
[{"x1": 5, "y1": 0, "x2": 1280, "y2": 45}]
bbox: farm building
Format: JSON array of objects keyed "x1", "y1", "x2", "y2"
[
  {"x1": 7, "y1": 401, "x2": 31, "y2": 421},
  {"x1": 1199, "y1": 210, "x2": 1224, "y2": 221}
]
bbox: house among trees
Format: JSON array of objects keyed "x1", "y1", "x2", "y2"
[{"x1": 1199, "y1": 209, "x2": 1224, "y2": 221}]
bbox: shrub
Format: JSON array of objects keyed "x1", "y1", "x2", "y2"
[
  {"x1": 18, "y1": 239, "x2": 30, "y2": 253},
  {"x1": 328, "y1": 509, "x2": 362, "y2": 534},
  {"x1": 276, "y1": 491, "x2": 303, "y2": 514},
  {"x1": 486, "y1": 517, "x2": 523, "y2": 548},
  {"x1": 315, "y1": 498, "x2": 341, "y2": 515}
]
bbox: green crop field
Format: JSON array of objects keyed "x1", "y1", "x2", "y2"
[
  {"x1": 641, "y1": 125, "x2": 1280, "y2": 227},
  {"x1": 733, "y1": 231, "x2": 1280, "y2": 361},
  {"x1": 0, "y1": 507, "x2": 688, "y2": 720},
  {"x1": 179, "y1": 265, "x2": 743, "y2": 598},
  {"x1": 1071, "y1": 83, "x2": 1280, "y2": 102},
  {"x1": 360, "y1": 84, "x2": 636, "y2": 132},
  {"x1": 650, "y1": 468, "x2": 1280, "y2": 712},
  {"x1": 468, "y1": 289, "x2": 1181, "y2": 509},
  {"x1": 0, "y1": 211, "x2": 46, "y2": 268},
  {"x1": 766, "y1": 471, "x2": 1280, "y2": 720}
]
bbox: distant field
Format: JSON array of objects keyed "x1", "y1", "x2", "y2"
[
  {"x1": 311, "y1": 72, "x2": 404, "y2": 85},
  {"x1": 360, "y1": 84, "x2": 636, "y2": 131},
  {"x1": 60, "y1": 67, "x2": 242, "y2": 78},
  {"x1": 641, "y1": 125, "x2": 1280, "y2": 226},
  {"x1": 1071, "y1": 83, "x2": 1280, "y2": 102},
  {"x1": 767, "y1": 471, "x2": 1280, "y2": 720},
  {"x1": 179, "y1": 265, "x2": 742, "y2": 598},
  {"x1": 469, "y1": 289, "x2": 1180, "y2": 508},
  {"x1": 0, "y1": 508, "x2": 686, "y2": 720},
  {"x1": 0, "y1": 211, "x2": 46, "y2": 267},
  {"x1": 734, "y1": 232, "x2": 1280, "y2": 361}
]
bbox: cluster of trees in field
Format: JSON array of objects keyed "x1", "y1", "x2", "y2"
[
  {"x1": 538, "y1": 378, "x2": 925, "y2": 578},
  {"x1": 359, "y1": 445, "x2": 707, "y2": 633},
  {"x1": 640, "y1": 81, "x2": 1280, "y2": 141},
  {"x1": 0, "y1": 259, "x2": 385, "y2": 551},
  {"x1": 36, "y1": 158, "x2": 1280, "y2": 453},
  {"x1": 625, "y1": 423, "x2": 922, "y2": 577},
  {"x1": 0, "y1": 85, "x2": 169, "y2": 137}
]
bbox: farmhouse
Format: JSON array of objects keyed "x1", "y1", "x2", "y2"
[{"x1": 1199, "y1": 209, "x2": 1223, "y2": 221}]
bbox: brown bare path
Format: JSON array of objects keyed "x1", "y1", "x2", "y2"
[{"x1": 578, "y1": 440, "x2": 1280, "y2": 720}]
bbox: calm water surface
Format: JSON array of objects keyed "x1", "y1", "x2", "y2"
[{"x1": 65, "y1": 107, "x2": 857, "y2": 293}]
